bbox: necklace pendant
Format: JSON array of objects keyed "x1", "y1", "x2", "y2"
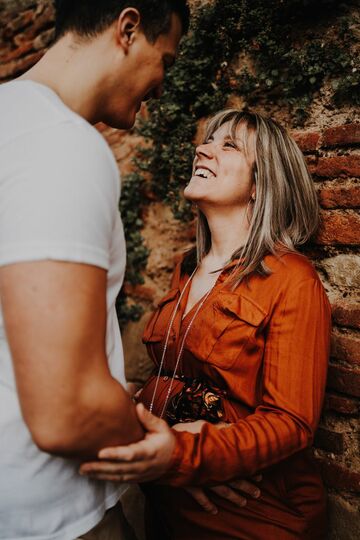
[{"x1": 163, "y1": 376, "x2": 169, "y2": 381}]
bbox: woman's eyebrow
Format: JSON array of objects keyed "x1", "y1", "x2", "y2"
[{"x1": 224, "y1": 135, "x2": 244, "y2": 147}]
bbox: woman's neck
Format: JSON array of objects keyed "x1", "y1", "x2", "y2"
[{"x1": 200, "y1": 206, "x2": 250, "y2": 269}]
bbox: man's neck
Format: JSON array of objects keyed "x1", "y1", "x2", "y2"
[{"x1": 18, "y1": 33, "x2": 110, "y2": 124}]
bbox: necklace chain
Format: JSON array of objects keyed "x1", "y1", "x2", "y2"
[{"x1": 149, "y1": 267, "x2": 214, "y2": 418}]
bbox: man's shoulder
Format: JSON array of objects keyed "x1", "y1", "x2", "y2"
[{"x1": 0, "y1": 80, "x2": 107, "y2": 156}]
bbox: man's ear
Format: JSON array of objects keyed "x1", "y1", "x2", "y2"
[{"x1": 116, "y1": 7, "x2": 141, "y2": 53}]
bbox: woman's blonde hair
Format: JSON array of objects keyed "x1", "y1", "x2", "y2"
[{"x1": 184, "y1": 109, "x2": 320, "y2": 285}]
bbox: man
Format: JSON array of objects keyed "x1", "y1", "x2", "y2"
[{"x1": 0, "y1": 1, "x2": 188, "y2": 539}]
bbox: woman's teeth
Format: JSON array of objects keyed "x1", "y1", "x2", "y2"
[{"x1": 194, "y1": 168, "x2": 215, "y2": 179}]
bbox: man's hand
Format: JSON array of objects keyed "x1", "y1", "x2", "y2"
[
  {"x1": 80, "y1": 408, "x2": 262, "y2": 515},
  {"x1": 79, "y1": 403, "x2": 175, "y2": 482}
]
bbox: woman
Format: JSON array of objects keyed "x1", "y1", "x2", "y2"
[{"x1": 82, "y1": 110, "x2": 331, "y2": 539}]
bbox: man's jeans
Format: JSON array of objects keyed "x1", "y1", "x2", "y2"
[{"x1": 76, "y1": 502, "x2": 138, "y2": 540}]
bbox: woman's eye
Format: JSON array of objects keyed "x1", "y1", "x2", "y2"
[{"x1": 224, "y1": 141, "x2": 237, "y2": 149}]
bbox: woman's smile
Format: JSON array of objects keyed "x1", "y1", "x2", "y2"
[{"x1": 192, "y1": 165, "x2": 216, "y2": 180}]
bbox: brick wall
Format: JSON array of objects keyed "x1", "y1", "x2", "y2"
[
  {"x1": 1, "y1": 1, "x2": 359, "y2": 538},
  {"x1": 292, "y1": 127, "x2": 360, "y2": 538}
]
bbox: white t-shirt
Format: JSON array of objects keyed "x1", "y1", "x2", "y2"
[{"x1": 0, "y1": 80, "x2": 128, "y2": 540}]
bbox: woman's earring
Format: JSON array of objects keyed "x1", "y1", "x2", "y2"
[{"x1": 245, "y1": 197, "x2": 254, "y2": 225}]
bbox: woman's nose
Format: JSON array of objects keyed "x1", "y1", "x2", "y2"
[{"x1": 195, "y1": 142, "x2": 214, "y2": 159}]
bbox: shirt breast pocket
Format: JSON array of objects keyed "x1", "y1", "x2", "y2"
[
  {"x1": 142, "y1": 288, "x2": 179, "y2": 343},
  {"x1": 185, "y1": 291, "x2": 267, "y2": 370}
]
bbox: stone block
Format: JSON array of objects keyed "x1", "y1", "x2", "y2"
[
  {"x1": 324, "y1": 392, "x2": 359, "y2": 415},
  {"x1": 314, "y1": 427, "x2": 344, "y2": 454},
  {"x1": 332, "y1": 300, "x2": 360, "y2": 330},
  {"x1": 317, "y1": 456, "x2": 360, "y2": 492},
  {"x1": 321, "y1": 255, "x2": 360, "y2": 288},
  {"x1": 328, "y1": 494, "x2": 360, "y2": 540},
  {"x1": 331, "y1": 330, "x2": 360, "y2": 366},
  {"x1": 327, "y1": 364, "x2": 360, "y2": 398}
]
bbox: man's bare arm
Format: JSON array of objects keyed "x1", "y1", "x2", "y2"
[{"x1": 0, "y1": 260, "x2": 143, "y2": 458}]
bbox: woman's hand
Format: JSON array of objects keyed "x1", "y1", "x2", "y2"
[
  {"x1": 186, "y1": 476, "x2": 261, "y2": 515},
  {"x1": 172, "y1": 420, "x2": 207, "y2": 433},
  {"x1": 171, "y1": 420, "x2": 261, "y2": 513},
  {"x1": 172, "y1": 420, "x2": 229, "y2": 433},
  {"x1": 79, "y1": 403, "x2": 175, "y2": 483}
]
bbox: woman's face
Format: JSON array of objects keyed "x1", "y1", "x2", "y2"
[{"x1": 184, "y1": 121, "x2": 256, "y2": 209}]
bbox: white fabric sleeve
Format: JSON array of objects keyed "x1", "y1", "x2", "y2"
[{"x1": 0, "y1": 121, "x2": 120, "y2": 270}]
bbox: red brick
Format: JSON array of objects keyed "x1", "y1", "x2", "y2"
[
  {"x1": 316, "y1": 456, "x2": 360, "y2": 492},
  {"x1": 2, "y1": 10, "x2": 35, "y2": 39},
  {"x1": 331, "y1": 331, "x2": 360, "y2": 366},
  {"x1": 305, "y1": 155, "x2": 318, "y2": 176},
  {"x1": 324, "y1": 392, "x2": 359, "y2": 415},
  {"x1": 0, "y1": 42, "x2": 33, "y2": 63},
  {"x1": 317, "y1": 181, "x2": 360, "y2": 209},
  {"x1": 314, "y1": 427, "x2": 344, "y2": 454},
  {"x1": 12, "y1": 6, "x2": 54, "y2": 46},
  {"x1": 33, "y1": 28, "x2": 54, "y2": 51},
  {"x1": 332, "y1": 300, "x2": 360, "y2": 330},
  {"x1": 292, "y1": 131, "x2": 320, "y2": 152},
  {"x1": 327, "y1": 364, "x2": 360, "y2": 398},
  {"x1": 316, "y1": 211, "x2": 360, "y2": 245},
  {"x1": 322, "y1": 124, "x2": 360, "y2": 148},
  {"x1": 313, "y1": 156, "x2": 360, "y2": 178},
  {"x1": 0, "y1": 51, "x2": 44, "y2": 80},
  {"x1": 123, "y1": 284, "x2": 156, "y2": 302}
]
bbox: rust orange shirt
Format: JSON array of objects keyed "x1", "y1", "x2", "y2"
[{"x1": 140, "y1": 252, "x2": 331, "y2": 487}]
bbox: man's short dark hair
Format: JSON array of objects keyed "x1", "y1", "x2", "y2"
[{"x1": 55, "y1": 0, "x2": 190, "y2": 42}]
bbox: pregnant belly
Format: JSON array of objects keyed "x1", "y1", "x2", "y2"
[{"x1": 137, "y1": 374, "x2": 253, "y2": 423}]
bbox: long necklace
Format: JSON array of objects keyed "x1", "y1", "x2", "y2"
[{"x1": 149, "y1": 267, "x2": 215, "y2": 418}]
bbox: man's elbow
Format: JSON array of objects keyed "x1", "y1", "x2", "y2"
[
  {"x1": 25, "y1": 399, "x2": 95, "y2": 456},
  {"x1": 30, "y1": 418, "x2": 84, "y2": 456}
]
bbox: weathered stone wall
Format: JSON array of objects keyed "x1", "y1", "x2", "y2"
[{"x1": 1, "y1": 1, "x2": 359, "y2": 537}]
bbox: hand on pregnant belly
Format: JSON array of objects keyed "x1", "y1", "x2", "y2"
[
  {"x1": 171, "y1": 420, "x2": 261, "y2": 515},
  {"x1": 79, "y1": 403, "x2": 175, "y2": 483},
  {"x1": 172, "y1": 420, "x2": 230, "y2": 433}
]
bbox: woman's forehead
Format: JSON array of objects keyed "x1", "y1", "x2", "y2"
[
  {"x1": 210, "y1": 120, "x2": 255, "y2": 154},
  {"x1": 213, "y1": 120, "x2": 249, "y2": 139}
]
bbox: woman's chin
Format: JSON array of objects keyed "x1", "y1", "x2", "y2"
[{"x1": 184, "y1": 184, "x2": 204, "y2": 202}]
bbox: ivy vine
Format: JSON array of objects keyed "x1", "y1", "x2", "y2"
[{"x1": 117, "y1": 0, "x2": 359, "y2": 327}]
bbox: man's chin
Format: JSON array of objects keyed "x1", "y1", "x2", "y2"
[{"x1": 103, "y1": 110, "x2": 137, "y2": 131}]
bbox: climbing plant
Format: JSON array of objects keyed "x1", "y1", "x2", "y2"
[{"x1": 117, "y1": 0, "x2": 359, "y2": 326}]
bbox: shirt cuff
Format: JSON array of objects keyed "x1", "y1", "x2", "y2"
[{"x1": 158, "y1": 430, "x2": 199, "y2": 487}]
